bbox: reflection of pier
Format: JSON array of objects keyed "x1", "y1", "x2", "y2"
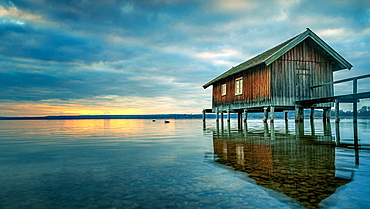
[{"x1": 211, "y1": 121, "x2": 355, "y2": 208}]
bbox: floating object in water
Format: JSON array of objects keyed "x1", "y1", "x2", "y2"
[
  {"x1": 164, "y1": 120, "x2": 170, "y2": 123},
  {"x1": 152, "y1": 120, "x2": 156, "y2": 122}
]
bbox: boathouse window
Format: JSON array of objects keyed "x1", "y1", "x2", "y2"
[
  {"x1": 221, "y1": 84, "x2": 226, "y2": 96},
  {"x1": 235, "y1": 77, "x2": 243, "y2": 95}
]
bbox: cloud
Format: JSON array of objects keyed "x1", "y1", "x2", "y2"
[{"x1": 0, "y1": 0, "x2": 369, "y2": 116}]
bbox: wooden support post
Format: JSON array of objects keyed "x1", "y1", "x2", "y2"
[
  {"x1": 237, "y1": 112, "x2": 242, "y2": 130},
  {"x1": 270, "y1": 106, "x2": 275, "y2": 123},
  {"x1": 295, "y1": 106, "x2": 304, "y2": 122},
  {"x1": 227, "y1": 109, "x2": 230, "y2": 122},
  {"x1": 220, "y1": 112, "x2": 224, "y2": 130},
  {"x1": 353, "y1": 102, "x2": 358, "y2": 123},
  {"x1": 323, "y1": 108, "x2": 331, "y2": 122},
  {"x1": 263, "y1": 107, "x2": 268, "y2": 123},
  {"x1": 335, "y1": 100, "x2": 340, "y2": 123},
  {"x1": 353, "y1": 78, "x2": 358, "y2": 123},
  {"x1": 202, "y1": 109, "x2": 206, "y2": 129},
  {"x1": 310, "y1": 108, "x2": 314, "y2": 122},
  {"x1": 243, "y1": 109, "x2": 248, "y2": 123},
  {"x1": 202, "y1": 109, "x2": 206, "y2": 122},
  {"x1": 284, "y1": 111, "x2": 289, "y2": 122},
  {"x1": 216, "y1": 108, "x2": 219, "y2": 122}
]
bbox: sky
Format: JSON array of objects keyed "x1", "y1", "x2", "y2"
[{"x1": 0, "y1": 0, "x2": 369, "y2": 117}]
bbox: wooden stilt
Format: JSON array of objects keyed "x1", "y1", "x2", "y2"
[
  {"x1": 335, "y1": 100, "x2": 340, "y2": 123},
  {"x1": 310, "y1": 108, "x2": 314, "y2": 122},
  {"x1": 295, "y1": 106, "x2": 304, "y2": 122},
  {"x1": 202, "y1": 109, "x2": 206, "y2": 122},
  {"x1": 227, "y1": 109, "x2": 230, "y2": 122},
  {"x1": 221, "y1": 112, "x2": 224, "y2": 130},
  {"x1": 237, "y1": 112, "x2": 242, "y2": 130},
  {"x1": 243, "y1": 109, "x2": 248, "y2": 123},
  {"x1": 284, "y1": 111, "x2": 289, "y2": 122},
  {"x1": 353, "y1": 78, "x2": 358, "y2": 123},
  {"x1": 263, "y1": 107, "x2": 268, "y2": 123},
  {"x1": 216, "y1": 108, "x2": 219, "y2": 122},
  {"x1": 270, "y1": 106, "x2": 275, "y2": 123},
  {"x1": 220, "y1": 112, "x2": 224, "y2": 128},
  {"x1": 353, "y1": 101, "x2": 358, "y2": 123},
  {"x1": 323, "y1": 108, "x2": 331, "y2": 122}
]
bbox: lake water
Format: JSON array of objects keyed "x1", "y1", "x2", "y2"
[{"x1": 0, "y1": 118, "x2": 369, "y2": 208}]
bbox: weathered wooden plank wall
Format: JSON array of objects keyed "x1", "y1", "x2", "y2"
[
  {"x1": 212, "y1": 65, "x2": 271, "y2": 109},
  {"x1": 271, "y1": 39, "x2": 333, "y2": 107}
]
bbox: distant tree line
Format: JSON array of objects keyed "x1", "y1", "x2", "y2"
[{"x1": 336, "y1": 106, "x2": 370, "y2": 116}]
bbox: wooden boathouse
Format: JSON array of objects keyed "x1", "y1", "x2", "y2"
[{"x1": 203, "y1": 28, "x2": 353, "y2": 123}]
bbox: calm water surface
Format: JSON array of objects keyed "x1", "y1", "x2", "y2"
[{"x1": 0, "y1": 118, "x2": 369, "y2": 208}]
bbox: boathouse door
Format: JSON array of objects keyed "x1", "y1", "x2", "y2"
[{"x1": 295, "y1": 68, "x2": 311, "y2": 100}]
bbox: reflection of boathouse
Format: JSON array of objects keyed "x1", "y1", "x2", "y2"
[{"x1": 213, "y1": 127, "x2": 351, "y2": 208}]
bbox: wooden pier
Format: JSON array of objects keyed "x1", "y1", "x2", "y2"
[{"x1": 298, "y1": 73, "x2": 370, "y2": 123}]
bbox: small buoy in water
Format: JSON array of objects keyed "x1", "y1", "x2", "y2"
[
  {"x1": 164, "y1": 120, "x2": 170, "y2": 123},
  {"x1": 152, "y1": 120, "x2": 156, "y2": 122}
]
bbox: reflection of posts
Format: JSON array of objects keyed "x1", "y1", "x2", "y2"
[
  {"x1": 335, "y1": 122, "x2": 340, "y2": 144},
  {"x1": 270, "y1": 122, "x2": 275, "y2": 140},
  {"x1": 264, "y1": 122, "x2": 269, "y2": 139},
  {"x1": 323, "y1": 121, "x2": 332, "y2": 136},
  {"x1": 244, "y1": 122, "x2": 248, "y2": 136},
  {"x1": 285, "y1": 119, "x2": 289, "y2": 134},
  {"x1": 236, "y1": 144, "x2": 245, "y2": 166},
  {"x1": 295, "y1": 122, "x2": 304, "y2": 137},
  {"x1": 310, "y1": 120, "x2": 315, "y2": 136},
  {"x1": 216, "y1": 120, "x2": 220, "y2": 135},
  {"x1": 227, "y1": 121, "x2": 231, "y2": 135}
]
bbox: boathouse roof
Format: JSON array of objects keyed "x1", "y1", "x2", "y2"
[{"x1": 203, "y1": 28, "x2": 352, "y2": 89}]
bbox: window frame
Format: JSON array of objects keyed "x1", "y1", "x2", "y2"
[
  {"x1": 221, "y1": 83, "x2": 227, "y2": 96},
  {"x1": 235, "y1": 77, "x2": 243, "y2": 95}
]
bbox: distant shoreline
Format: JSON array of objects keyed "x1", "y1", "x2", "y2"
[
  {"x1": 1, "y1": 113, "x2": 369, "y2": 120},
  {"x1": 0, "y1": 114, "x2": 205, "y2": 120}
]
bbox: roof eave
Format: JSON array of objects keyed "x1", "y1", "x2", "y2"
[
  {"x1": 264, "y1": 28, "x2": 353, "y2": 70},
  {"x1": 202, "y1": 63, "x2": 264, "y2": 89}
]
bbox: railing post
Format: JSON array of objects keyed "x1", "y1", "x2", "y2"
[{"x1": 353, "y1": 78, "x2": 358, "y2": 123}]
